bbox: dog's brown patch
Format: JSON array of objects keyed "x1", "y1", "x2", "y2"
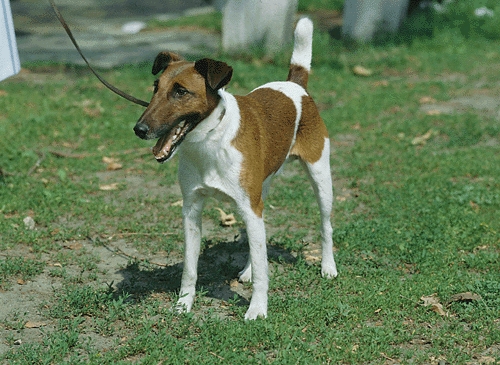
[
  {"x1": 290, "y1": 95, "x2": 329, "y2": 163},
  {"x1": 232, "y1": 88, "x2": 297, "y2": 217}
]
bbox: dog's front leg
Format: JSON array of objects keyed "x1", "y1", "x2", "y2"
[
  {"x1": 176, "y1": 195, "x2": 204, "y2": 313},
  {"x1": 241, "y1": 212, "x2": 269, "y2": 320}
]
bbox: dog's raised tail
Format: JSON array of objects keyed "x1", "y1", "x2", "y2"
[{"x1": 287, "y1": 17, "x2": 313, "y2": 89}]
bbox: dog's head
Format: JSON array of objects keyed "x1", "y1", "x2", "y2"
[{"x1": 133, "y1": 51, "x2": 233, "y2": 163}]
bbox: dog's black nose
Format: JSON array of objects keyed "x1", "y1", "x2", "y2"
[{"x1": 134, "y1": 123, "x2": 149, "y2": 139}]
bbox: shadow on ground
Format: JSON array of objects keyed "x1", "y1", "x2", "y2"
[{"x1": 114, "y1": 236, "x2": 297, "y2": 308}]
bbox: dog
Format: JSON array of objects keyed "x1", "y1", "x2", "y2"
[{"x1": 133, "y1": 18, "x2": 337, "y2": 320}]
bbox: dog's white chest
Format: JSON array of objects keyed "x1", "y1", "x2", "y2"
[{"x1": 177, "y1": 93, "x2": 246, "y2": 203}]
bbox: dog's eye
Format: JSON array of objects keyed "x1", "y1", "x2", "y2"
[{"x1": 173, "y1": 85, "x2": 189, "y2": 98}]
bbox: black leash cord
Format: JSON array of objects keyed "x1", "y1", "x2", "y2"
[{"x1": 49, "y1": 0, "x2": 150, "y2": 107}]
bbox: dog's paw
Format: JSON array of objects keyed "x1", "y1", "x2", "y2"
[
  {"x1": 321, "y1": 264, "x2": 338, "y2": 279},
  {"x1": 173, "y1": 294, "x2": 194, "y2": 314},
  {"x1": 244, "y1": 305, "x2": 267, "y2": 320}
]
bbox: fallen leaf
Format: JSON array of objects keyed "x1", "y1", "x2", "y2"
[
  {"x1": 25, "y1": 321, "x2": 45, "y2": 329},
  {"x1": 425, "y1": 109, "x2": 442, "y2": 116},
  {"x1": 419, "y1": 96, "x2": 437, "y2": 104},
  {"x1": 421, "y1": 294, "x2": 448, "y2": 316},
  {"x1": 230, "y1": 279, "x2": 239, "y2": 288},
  {"x1": 17, "y1": 279, "x2": 26, "y2": 285},
  {"x1": 63, "y1": 242, "x2": 83, "y2": 250},
  {"x1": 352, "y1": 65, "x2": 373, "y2": 77},
  {"x1": 107, "y1": 162, "x2": 123, "y2": 171},
  {"x1": 371, "y1": 80, "x2": 388, "y2": 87},
  {"x1": 171, "y1": 200, "x2": 183, "y2": 207},
  {"x1": 102, "y1": 156, "x2": 123, "y2": 171},
  {"x1": 102, "y1": 156, "x2": 117, "y2": 164},
  {"x1": 421, "y1": 294, "x2": 440, "y2": 306},
  {"x1": 411, "y1": 129, "x2": 435, "y2": 145},
  {"x1": 99, "y1": 183, "x2": 119, "y2": 191},
  {"x1": 448, "y1": 292, "x2": 482, "y2": 303},
  {"x1": 430, "y1": 303, "x2": 447, "y2": 316},
  {"x1": 215, "y1": 208, "x2": 237, "y2": 227}
]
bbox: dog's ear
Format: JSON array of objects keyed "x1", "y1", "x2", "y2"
[
  {"x1": 152, "y1": 51, "x2": 182, "y2": 75},
  {"x1": 194, "y1": 58, "x2": 233, "y2": 90}
]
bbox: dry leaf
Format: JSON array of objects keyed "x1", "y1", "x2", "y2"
[
  {"x1": 230, "y1": 279, "x2": 239, "y2": 288},
  {"x1": 411, "y1": 129, "x2": 435, "y2": 145},
  {"x1": 448, "y1": 292, "x2": 482, "y2": 303},
  {"x1": 107, "y1": 162, "x2": 123, "y2": 171},
  {"x1": 352, "y1": 65, "x2": 373, "y2": 77},
  {"x1": 63, "y1": 242, "x2": 83, "y2": 250},
  {"x1": 371, "y1": 80, "x2": 388, "y2": 87},
  {"x1": 171, "y1": 200, "x2": 183, "y2": 207},
  {"x1": 430, "y1": 303, "x2": 447, "y2": 316},
  {"x1": 99, "y1": 183, "x2": 119, "y2": 191},
  {"x1": 421, "y1": 294, "x2": 440, "y2": 306},
  {"x1": 102, "y1": 156, "x2": 117, "y2": 164},
  {"x1": 25, "y1": 321, "x2": 45, "y2": 329},
  {"x1": 419, "y1": 96, "x2": 437, "y2": 104},
  {"x1": 421, "y1": 294, "x2": 448, "y2": 316},
  {"x1": 215, "y1": 208, "x2": 237, "y2": 227},
  {"x1": 102, "y1": 156, "x2": 123, "y2": 171},
  {"x1": 17, "y1": 279, "x2": 26, "y2": 285},
  {"x1": 425, "y1": 109, "x2": 442, "y2": 116}
]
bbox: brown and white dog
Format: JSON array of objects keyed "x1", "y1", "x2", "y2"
[{"x1": 133, "y1": 18, "x2": 337, "y2": 320}]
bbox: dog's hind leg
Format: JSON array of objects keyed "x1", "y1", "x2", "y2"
[
  {"x1": 238, "y1": 175, "x2": 273, "y2": 283},
  {"x1": 176, "y1": 195, "x2": 205, "y2": 313},
  {"x1": 300, "y1": 138, "x2": 338, "y2": 278}
]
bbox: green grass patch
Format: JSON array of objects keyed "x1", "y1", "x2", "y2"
[
  {"x1": 0, "y1": 257, "x2": 45, "y2": 288},
  {"x1": 1, "y1": 4, "x2": 500, "y2": 364}
]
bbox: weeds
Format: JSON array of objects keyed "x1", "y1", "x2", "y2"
[{"x1": 1, "y1": 1, "x2": 499, "y2": 363}]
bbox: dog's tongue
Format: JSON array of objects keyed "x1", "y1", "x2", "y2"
[{"x1": 152, "y1": 131, "x2": 174, "y2": 161}]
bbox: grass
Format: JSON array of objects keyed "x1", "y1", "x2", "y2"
[{"x1": 1, "y1": 2, "x2": 500, "y2": 364}]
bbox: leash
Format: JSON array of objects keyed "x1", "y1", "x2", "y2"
[{"x1": 49, "y1": 0, "x2": 149, "y2": 107}]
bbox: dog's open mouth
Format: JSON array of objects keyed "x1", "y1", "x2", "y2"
[{"x1": 152, "y1": 120, "x2": 194, "y2": 163}]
